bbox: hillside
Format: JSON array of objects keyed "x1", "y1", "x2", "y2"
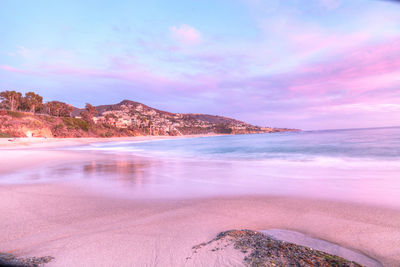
[{"x1": 0, "y1": 99, "x2": 298, "y2": 138}]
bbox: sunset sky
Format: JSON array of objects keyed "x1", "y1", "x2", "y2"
[{"x1": 1, "y1": 0, "x2": 400, "y2": 130}]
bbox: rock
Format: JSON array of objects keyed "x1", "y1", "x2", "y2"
[
  {"x1": 193, "y1": 230, "x2": 363, "y2": 267},
  {"x1": 0, "y1": 253, "x2": 54, "y2": 267}
]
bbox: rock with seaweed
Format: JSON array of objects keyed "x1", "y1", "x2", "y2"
[
  {"x1": 0, "y1": 253, "x2": 53, "y2": 267},
  {"x1": 192, "y1": 230, "x2": 363, "y2": 267}
]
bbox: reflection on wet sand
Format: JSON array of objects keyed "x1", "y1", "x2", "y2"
[
  {"x1": 5, "y1": 153, "x2": 157, "y2": 189},
  {"x1": 82, "y1": 160, "x2": 148, "y2": 184},
  {"x1": 4, "y1": 150, "x2": 400, "y2": 206}
]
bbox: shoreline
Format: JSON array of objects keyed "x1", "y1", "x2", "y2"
[
  {"x1": 1, "y1": 139, "x2": 399, "y2": 266},
  {"x1": 0, "y1": 133, "x2": 230, "y2": 150}
]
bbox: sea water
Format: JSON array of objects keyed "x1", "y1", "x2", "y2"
[
  {"x1": 88, "y1": 126, "x2": 400, "y2": 161},
  {"x1": 3, "y1": 127, "x2": 400, "y2": 206}
]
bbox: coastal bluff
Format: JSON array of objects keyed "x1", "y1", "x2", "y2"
[{"x1": 0, "y1": 95, "x2": 298, "y2": 138}]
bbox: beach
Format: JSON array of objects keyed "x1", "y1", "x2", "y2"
[
  {"x1": 3, "y1": 0, "x2": 400, "y2": 265},
  {"x1": 0, "y1": 135, "x2": 218, "y2": 149},
  {"x1": 1, "y1": 136, "x2": 400, "y2": 266}
]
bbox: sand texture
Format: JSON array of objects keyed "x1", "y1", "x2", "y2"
[
  {"x1": 0, "y1": 139, "x2": 399, "y2": 266},
  {"x1": 0, "y1": 183, "x2": 400, "y2": 266}
]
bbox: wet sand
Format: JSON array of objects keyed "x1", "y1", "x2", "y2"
[
  {"x1": 0, "y1": 134, "x2": 220, "y2": 149},
  {"x1": 1, "y1": 183, "x2": 400, "y2": 266},
  {"x1": 1, "y1": 142, "x2": 400, "y2": 266}
]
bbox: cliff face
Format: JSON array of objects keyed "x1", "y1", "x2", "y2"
[
  {"x1": 0, "y1": 111, "x2": 93, "y2": 138},
  {"x1": 0, "y1": 100, "x2": 299, "y2": 138},
  {"x1": 0, "y1": 111, "x2": 54, "y2": 138}
]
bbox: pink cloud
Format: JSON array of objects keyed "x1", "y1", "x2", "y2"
[
  {"x1": 2, "y1": 34, "x2": 399, "y2": 130},
  {"x1": 209, "y1": 36, "x2": 400, "y2": 122},
  {"x1": 283, "y1": 37, "x2": 400, "y2": 94},
  {"x1": 0, "y1": 65, "x2": 22, "y2": 73},
  {"x1": 0, "y1": 65, "x2": 38, "y2": 75},
  {"x1": 170, "y1": 24, "x2": 202, "y2": 45}
]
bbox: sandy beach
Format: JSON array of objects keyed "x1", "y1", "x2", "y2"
[
  {"x1": 3, "y1": 0, "x2": 400, "y2": 265},
  {"x1": 1, "y1": 139, "x2": 400, "y2": 266},
  {"x1": 0, "y1": 135, "x2": 219, "y2": 149}
]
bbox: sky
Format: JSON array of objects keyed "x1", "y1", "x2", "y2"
[{"x1": 1, "y1": 0, "x2": 400, "y2": 130}]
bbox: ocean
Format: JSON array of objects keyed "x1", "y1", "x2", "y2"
[
  {"x1": 88, "y1": 126, "x2": 400, "y2": 161},
  {"x1": 4, "y1": 127, "x2": 400, "y2": 206}
]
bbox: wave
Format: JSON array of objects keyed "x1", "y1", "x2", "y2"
[{"x1": 64, "y1": 127, "x2": 400, "y2": 165}]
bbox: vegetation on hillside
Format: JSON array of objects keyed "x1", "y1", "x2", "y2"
[
  {"x1": 0, "y1": 132, "x2": 13, "y2": 138},
  {"x1": 0, "y1": 90, "x2": 298, "y2": 138}
]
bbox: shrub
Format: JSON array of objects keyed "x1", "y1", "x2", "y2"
[
  {"x1": 0, "y1": 132, "x2": 13, "y2": 138},
  {"x1": 29, "y1": 120, "x2": 43, "y2": 128},
  {"x1": 100, "y1": 131, "x2": 113, "y2": 137},
  {"x1": 62, "y1": 117, "x2": 90, "y2": 131},
  {"x1": 213, "y1": 124, "x2": 233, "y2": 134},
  {"x1": 51, "y1": 123, "x2": 66, "y2": 137},
  {"x1": 7, "y1": 110, "x2": 26, "y2": 118},
  {"x1": 41, "y1": 115, "x2": 55, "y2": 123},
  {"x1": 53, "y1": 123, "x2": 64, "y2": 130}
]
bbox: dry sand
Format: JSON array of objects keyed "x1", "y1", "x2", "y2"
[{"x1": 1, "y1": 140, "x2": 400, "y2": 266}]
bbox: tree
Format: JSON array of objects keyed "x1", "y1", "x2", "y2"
[
  {"x1": 45, "y1": 101, "x2": 73, "y2": 117},
  {"x1": 81, "y1": 103, "x2": 98, "y2": 123},
  {"x1": 60, "y1": 103, "x2": 73, "y2": 117},
  {"x1": 44, "y1": 101, "x2": 60, "y2": 116},
  {"x1": 85, "y1": 103, "x2": 98, "y2": 116},
  {"x1": 22, "y1": 92, "x2": 43, "y2": 113},
  {"x1": 0, "y1": 90, "x2": 22, "y2": 111}
]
